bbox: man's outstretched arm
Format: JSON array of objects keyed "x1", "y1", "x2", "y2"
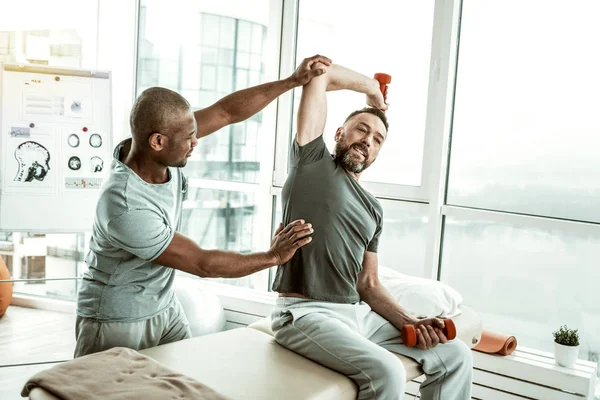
[
  {"x1": 357, "y1": 251, "x2": 448, "y2": 350},
  {"x1": 296, "y1": 63, "x2": 387, "y2": 146},
  {"x1": 154, "y1": 220, "x2": 313, "y2": 278},
  {"x1": 194, "y1": 54, "x2": 331, "y2": 138}
]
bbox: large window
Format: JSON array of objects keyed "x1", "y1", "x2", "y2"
[
  {"x1": 0, "y1": 0, "x2": 98, "y2": 68},
  {"x1": 377, "y1": 201, "x2": 429, "y2": 277},
  {"x1": 4, "y1": 233, "x2": 89, "y2": 301},
  {"x1": 290, "y1": 0, "x2": 435, "y2": 193},
  {"x1": 137, "y1": 1, "x2": 269, "y2": 184},
  {"x1": 136, "y1": 0, "x2": 276, "y2": 290},
  {"x1": 182, "y1": 188, "x2": 267, "y2": 290},
  {"x1": 440, "y1": 215, "x2": 600, "y2": 364},
  {"x1": 447, "y1": 1, "x2": 600, "y2": 223},
  {"x1": 441, "y1": 0, "x2": 600, "y2": 373}
]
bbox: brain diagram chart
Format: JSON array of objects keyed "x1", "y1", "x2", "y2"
[{"x1": 0, "y1": 63, "x2": 112, "y2": 231}]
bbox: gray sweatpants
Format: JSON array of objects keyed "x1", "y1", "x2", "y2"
[
  {"x1": 74, "y1": 298, "x2": 191, "y2": 358},
  {"x1": 271, "y1": 297, "x2": 472, "y2": 400}
]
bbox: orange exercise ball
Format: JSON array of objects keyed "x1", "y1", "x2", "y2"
[{"x1": 0, "y1": 257, "x2": 13, "y2": 317}]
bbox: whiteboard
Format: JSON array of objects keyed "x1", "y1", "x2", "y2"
[{"x1": 0, "y1": 63, "x2": 112, "y2": 232}]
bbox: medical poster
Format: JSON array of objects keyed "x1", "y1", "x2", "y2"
[{"x1": 0, "y1": 63, "x2": 112, "y2": 232}]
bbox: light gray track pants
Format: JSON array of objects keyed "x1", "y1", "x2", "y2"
[{"x1": 271, "y1": 297, "x2": 472, "y2": 400}]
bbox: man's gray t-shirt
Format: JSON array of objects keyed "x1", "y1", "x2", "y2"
[
  {"x1": 272, "y1": 135, "x2": 383, "y2": 303},
  {"x1": 76, "y1": 139, "x2": 186, "y2": 322}
]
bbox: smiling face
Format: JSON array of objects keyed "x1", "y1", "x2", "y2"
[{"x1": 333, "y1": 112, "x2": 387, "y2": 176}]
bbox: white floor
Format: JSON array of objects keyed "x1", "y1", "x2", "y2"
[{"x1": 0, "y1": 306, "x2": 75, "y2": 400}]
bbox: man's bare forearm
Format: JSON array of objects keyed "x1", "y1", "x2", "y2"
[
  {"x1": 215, "y1": 78, "x2": 295, "y2": 125},
  {"x1": 359, "y1": 282, "x2": 419, "y2": 330},
  {"x1": 323, "y1": 64, "x2": 379, "y2": 95},
  {"x1": 295, "y1": 63, "x2": 379, "y2": 146},
  {"x1": 199, "y1": 250, "x2": 279, "y2": 279}
]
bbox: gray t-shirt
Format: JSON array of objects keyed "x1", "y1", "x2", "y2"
[
  {"x1": 271, "y1": 135, "x2": 383, "y2": 303},
  {"x1": 76, "y1": 139, "x2": 186, "y2": 322}
]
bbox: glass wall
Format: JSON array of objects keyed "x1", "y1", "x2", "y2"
[
  {"x1": 441, "y1": 217, "x2": 600, "y2": 362},
  {"x1": 447, "y1": 1, "x2": 600, "y2": 223},
  {"x1": 6, "y1": 233, "x2": 88, "y2": 301},
  {"x1": 294, "y1": 0, "x2": 435, "y2": 188},
  {"x1": 0, "y1": 0, "x2": 98, "y2": 68},
  {"x1": 442, "y1": 0, "x2": 600, "y2": 370},
  {"x1": 136, "y1": 0, "x2": 273, "y2": 290},
  {"x1": 137, "y1": 1, "x2": 268, "y2": 184},
  {"x1": 182, "y1": 188, "x2": 260, "y2": 288}
]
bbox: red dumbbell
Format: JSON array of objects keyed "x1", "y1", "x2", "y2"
[
  {"x1": 401, "y1": 319, "x2": 457, "y2": 347},
  {"x1": 373, "y1": 73, "x2": 392, "y2": 97}
]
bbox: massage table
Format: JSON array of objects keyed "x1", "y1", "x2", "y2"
[{"x1": 28, "y1": 306, "x2": 481, "y2": 400}]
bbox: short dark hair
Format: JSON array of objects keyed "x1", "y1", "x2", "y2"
[
  {"x1": 129, "y1": 87, "x2": 191, "y2": 143},
  {"x1": 344, "y1": 107, "x2": 389, "y2": 132}
]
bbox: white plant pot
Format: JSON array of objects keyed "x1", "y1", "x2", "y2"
[{"x1": 554, "y1": 341, "x2": 580, "y2": 368}]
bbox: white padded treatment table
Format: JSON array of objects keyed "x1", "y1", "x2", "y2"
[{"x1": 28, "y1": 306, "x2": 482, "y2": 400}]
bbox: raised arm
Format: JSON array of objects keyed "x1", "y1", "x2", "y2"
[
  {"x1": 194, "y1": 54, "x2": 331, "y2": 138},
  {"x1": 296, "y1": 63, "x2": 387, "y2": 146}
]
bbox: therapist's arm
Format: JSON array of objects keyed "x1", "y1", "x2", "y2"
[
  {"x1": 194, "y1": 54, "x2": 332, "y2": 138},
  {"x1": 155, "y1": 220, "x2": 313, "y2": 278}
]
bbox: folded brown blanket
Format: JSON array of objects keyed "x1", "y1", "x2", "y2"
[{"x1": 21, "y1": 347, "x2": 230, "y2": 400}]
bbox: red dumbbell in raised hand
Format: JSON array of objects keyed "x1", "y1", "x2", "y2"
[
  {"x1": 401, "y1": 319, "x2": 457, "y2": 347},
  {"x1": 374, "y1": 73, "x2": 391, "y2": 98}
]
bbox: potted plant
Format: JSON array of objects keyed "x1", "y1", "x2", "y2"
[{"x1": 553, "y1": 325, "x2": 580, "y2": 368}]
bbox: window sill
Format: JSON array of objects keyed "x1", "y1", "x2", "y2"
[
  {"x1": 11, "y1": 294, "x2": 75, "y2": 313},
  {"x1": 10, "y1": 279, "x2": 277, "y2": 318},
  {"x1": 182, "y1": 278, "x2": 277, "y2": 318}
]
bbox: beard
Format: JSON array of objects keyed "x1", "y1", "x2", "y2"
[{"x1": 333, "y1": 142, "x2": 373, "y2": 174}]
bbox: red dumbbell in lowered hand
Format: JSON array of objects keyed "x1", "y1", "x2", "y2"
[{"x1": 401, "y1": 319, "x2": 457, "y2": 347}]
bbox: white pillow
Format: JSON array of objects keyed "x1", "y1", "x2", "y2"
[
  {"x1": 378, "y1": 266, "x2": 463, "y2": 319},
  {"x1": 174, "y1": 279, "x2": 227, "y2": 337}
]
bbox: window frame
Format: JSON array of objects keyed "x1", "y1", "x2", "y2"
[{"x1": 271, "y1": 0, "x2": 450, "y2": 204}]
